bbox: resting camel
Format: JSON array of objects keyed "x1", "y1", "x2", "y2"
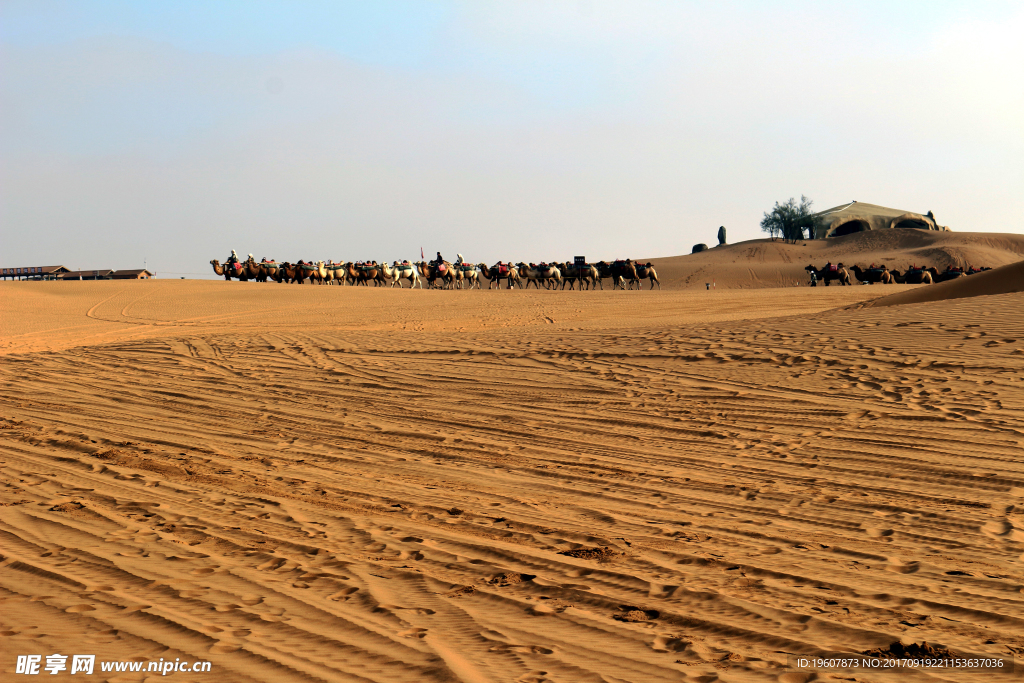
[
  {"x1": 516, "y1": 263, "x2": 561, "y2": 289},
  {"x1": 933, "y1": 266, "x2": 967, "y2": 283},
  {"x1": 381, "y1": 261, "x2": 423, "y2": 288},
  {"x1": 850, "y1": 265, "x2": 893, "y2": 284},
  {"x1": 890, "y1": 267, "x2": 933, "y2": 285},
  {"x1": 805, "y1": 263, "x2": 851, "y2": 286},
  {"x1": 632, "y1": 262, "x2": 661, "y2": 290},
  {"x1": 480, "y1": 262, "x2": 520, "y2": 289},
  {"x1": 414, "y1": 261, "x2": 455, "y2": 289}
]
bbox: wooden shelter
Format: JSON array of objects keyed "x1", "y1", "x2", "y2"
[
  {"x1": 1, "y1": 265, "x2": 70, "y2": 280},
  {"x1": 58, "y1": 270, "x2": 114, "y2": 281},
  {"x1": 111, "y1": 269, "x2": 153, "y2": 280}
]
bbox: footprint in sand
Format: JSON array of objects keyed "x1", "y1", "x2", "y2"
[
  {"x1": 398, "y1": 627, "x2": 427, "y2": 639},
  {"x1": 65, "y1": 604, "x2": 96, "y2": 613}
]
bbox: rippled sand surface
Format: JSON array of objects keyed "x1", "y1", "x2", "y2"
[{"x1": 2, "y1": 280, "x2": 1023, "y2": 682}]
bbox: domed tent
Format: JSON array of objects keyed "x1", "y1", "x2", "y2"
[{"x1": 810, "y1": 201, "x2": 948, "y2": 239}]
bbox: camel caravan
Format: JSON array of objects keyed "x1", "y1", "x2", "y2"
[
  {"x1": 210, "y1": 251, "x2": 661, "y2": 290},
  {"x1": 805, "y1": 262, "x2": 989, "y2": 286}
]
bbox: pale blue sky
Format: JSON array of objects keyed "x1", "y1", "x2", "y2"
[{"x1": 2, "y1": 1, "x2": 1022, "y2": 275}]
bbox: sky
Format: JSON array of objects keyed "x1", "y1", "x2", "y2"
[{"x1": 1, "y1": 0, "x2": 1022, "y2": 277}]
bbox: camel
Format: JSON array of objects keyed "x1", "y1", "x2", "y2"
[
  {"x1": 933, "y1": 266, "x2": 967, "y2": 283},
  {"x1": 850, "y1": 265, "x2": 893, "y2": 284},
  {"x1": 381, "y1": 261, "x2": 423, "y2": 288},
  {"x1": 240, "y1": 258, "x2": 263, "y2": 282},
  {"x1": 210, "y1": 259, "x2": 251, "y2": 281},
  {"x1": 596, "y1": 260, "x2": 633, "y2": 290},
  {"x1": 452, "y1": 263, "x2": 482, "y2": 289},
  {"x1": 258, "y1": 261, "x2": 283, "y2": 283},
  {"x1": 480, "y1": 262, "x2": 520, "y2": 289},
  {"x1": 276, "y1": 262, "x2": 300, "y2": 283},
  {"x1": 210, "y1": 259, "x2": 230, "y2": 280},
  {"x1": 805, "y1": 263, "x2": 851, "y2": 286},
  {"x1": 516, "y1": 263, "x2": 561, "y2": 289},
  {"x1": 345, "y1": 262, "x2": 384, "y2": 286},
  {"x1": 890, "y1": 267, "x2": 933, "y2": 285},
  {"x1": 632, "y1": 262, "x2": 661, "y2": 290},
  {"x1": 319, "y1": 262, "x2": 339, "y2": 285},
  {"x1": 557, "y1": 262, "x2": 598, "y2": 290},
  {"x1": 288, "y1": 261, "x2": 324, "y2": 284},
  {"x1": 414, "y1": 261, "x2": 455, "y2": 289}
]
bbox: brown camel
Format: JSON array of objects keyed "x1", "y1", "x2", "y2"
[
  {"x1": 632, "y1": 262, "x2": 660, "y2": 290},
  {"x1": 557, "y1": 262, "x2": 598, "y2": 290},
  {"x1": 850, "y1": 265, "x2": 893, "y2": 284},
  {"x1": 345, "y1": 262, "x2": 383, "y2": 286},
  {"x1": 210, "y1": 259, "x2": 230, "y2": 280},
  {"x1": 805, "y1": 263, "x2": 851, "y2": 286},
  {"x1": 480, "y1": 262, "x2": 520, "y2": 289},
  {"x1": 414, "y1": 261, "x2": 455, "y2": 289},
  {"x1": 932, "y1": 266, "x2": 966, "y2": 283},
  {"x1": 890, "y1": 267, "x2": 933, "y2": 285},
  {"x1": 516, "y1": 263, "x2": 561, "y2": 289}
]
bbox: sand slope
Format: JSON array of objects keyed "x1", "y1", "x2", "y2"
[
  {"x1": 2, "y1": 281, "x2": 1024, "y2": 682},
  {"x1": 646, "y1": 229, "x2": 1024, "y2": 289},
  {"x1": 866, "y1": 260, "x2": 1024, "y2": 308}
]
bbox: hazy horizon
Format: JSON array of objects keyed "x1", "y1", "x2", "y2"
[{"x1": 2, "y1": 1, "x2": 1022, "y2": 278}]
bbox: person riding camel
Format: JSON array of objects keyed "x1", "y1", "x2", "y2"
[
  {"x1": 434, "y1": 252, "x2": 444, "y2": 266},
  {"x1": 226, "y1": 249, "x2": 239, "y2": 266},
  {"x1": 455, "y1": 253, "x2": 464, "y2": 266}
]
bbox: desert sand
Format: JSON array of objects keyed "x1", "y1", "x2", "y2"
[{"x1": 2, "y1": 233, "x2": 1024, "y2": 683}]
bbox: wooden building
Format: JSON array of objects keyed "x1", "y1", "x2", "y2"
[
  {"x1": 58, "y1": 269, "x2": 114, "y2": 281},
  {"x1": 1, "y1": 265, "x2": 70, "y2": 280},
  {"x1": 111, "y1": 269, "x2": 153, "y2": 280}
]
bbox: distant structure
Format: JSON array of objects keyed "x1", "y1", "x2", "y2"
[
  {"x1": 0, "y1": 266, "x2": 153, "y2": 281},
  {"x1": 717, "y1": 226, "x2": 727, "y2": 246},
  {"x1": 58, "y1": 270, "x2": 114, "y2": 280},
  {"x1": 810, "y1": 201, "x2": 949, "y2": 239},
  {"x1": 692, "y1": 243, "x2": 709, "y2": 254},
  {"x1": 111, "y1": 269, "x2": 153, "y2": 280},
  {"x1": 1, "y1": 265, "x2": 69, "y2": 280}
]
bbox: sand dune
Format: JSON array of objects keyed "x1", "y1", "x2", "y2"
[
  {"x1": 2, "y1": 274, "x2": 1024, "y2": 682},
  {"x1": 646, "y1": 229, "x2": 1024, "y2": 289},
  {"x1": 866, "y1": 260, "x2": 1024, "y2": 308}
]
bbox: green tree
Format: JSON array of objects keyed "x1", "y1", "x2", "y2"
[{"x1": 760, "y1": 196, "x2": 823, "y2": 242}]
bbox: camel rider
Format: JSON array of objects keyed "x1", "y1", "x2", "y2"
[
  {"x1": 434, "y1": 252, "x2": 444, "y2": 267},
  {"x1": 455, "y1": 253, "x2": 464, "y2": 266},
  {"x1": 226, "y1": 249, "x2": 239, "y2": 266}
]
